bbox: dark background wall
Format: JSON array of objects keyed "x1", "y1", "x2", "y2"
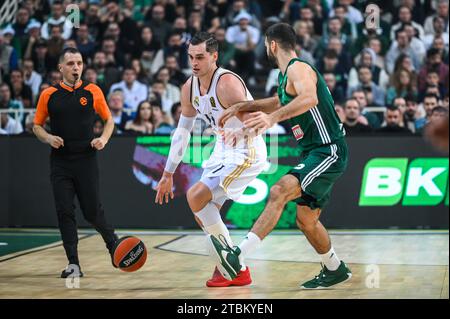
[{"x1": 0, "y1": 136, "x2": 448, "y2": 229}]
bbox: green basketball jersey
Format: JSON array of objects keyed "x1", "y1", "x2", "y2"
[{"x1": 277, "y1": 58, "x2": 345, "y2": 152}]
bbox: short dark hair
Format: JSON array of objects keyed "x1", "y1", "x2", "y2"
[
  {"x1": 404, "y1": 93, "x2": 417, "y2": 103},
  {"x1": 432, "y1": 106, "x2": 448, "y2": 115},
  {"x1": 171, "y1": 102, "x2": 181, "y2": 117},
  {"x1": 427, "y1": 48, "x2": 441, "y2": 58},
  {"x1": 190, "y1": 32, "x2": 218, "y2": 53},
  {"x1": 424, "y1": 93, "x2": 440, "y2": 101},
  {"x1": 59, "y1": 47, "x2": 81, "y2": 63},
  {"x1": 265, "y1": 23, "x2": 296, "y2": 51}
]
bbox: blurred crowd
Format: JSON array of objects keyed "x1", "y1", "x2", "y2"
[{"x1": 0, "y1": 0, "x2": 448, "y2": 136}]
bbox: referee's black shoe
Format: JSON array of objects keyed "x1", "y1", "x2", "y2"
[{"x1": 61, "y1": 264, "x2": 84, "y2": 278}]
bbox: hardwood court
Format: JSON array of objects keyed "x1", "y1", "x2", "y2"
[{"x1": 0, "y1": 229, "x2": 448, "y2": 299}]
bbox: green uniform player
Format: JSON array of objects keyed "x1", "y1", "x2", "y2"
[
  {"x1": 278, "y1": 57, "x2": 348, "y2": 210},
  {"x1": 210, "y1": 23, "x2": 352, "y2": 289}
]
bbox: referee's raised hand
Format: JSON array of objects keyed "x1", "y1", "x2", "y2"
[{"x1": 47, "y1": 135, "x2": 64, "y2": 149}]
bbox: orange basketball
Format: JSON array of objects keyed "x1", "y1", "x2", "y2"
[{"x1": 113, "y1": 236, "x2": 147, "y2": 272}]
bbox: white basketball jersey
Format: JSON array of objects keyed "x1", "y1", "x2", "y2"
[{"x1": 191, "y1": 67, "x2": 253, "y2": 134}]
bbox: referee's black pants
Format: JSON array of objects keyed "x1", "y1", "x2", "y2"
[{"x1": 50, "y1": 154, "x2": 117, "y2": 265}]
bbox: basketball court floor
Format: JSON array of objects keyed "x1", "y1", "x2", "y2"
[{"x1": 0, "y1": 229, "x2": 448, "y2": 299}]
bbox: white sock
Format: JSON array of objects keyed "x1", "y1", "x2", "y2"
[
  {"x1": 196, "y1": 202, "x2": 247, "y2": 271},
  {"x1": 238, "y1": 232, "x2": 261, "y2": 258},
  {"x1": 320, "y1": 247, "x2": 341, "y2": 271}
]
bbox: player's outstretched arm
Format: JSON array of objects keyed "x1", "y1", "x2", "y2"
[
  {"x1": 244, "y1": 62, "x2": 318, "y2": 131},
  {"x1": 155, "y1": 79, "x2": 197, "y2": 205}
]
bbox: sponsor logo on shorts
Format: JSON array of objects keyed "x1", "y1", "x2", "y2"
[{"x1": 292, "y1": 125, "x2": 304, "y2": 140}]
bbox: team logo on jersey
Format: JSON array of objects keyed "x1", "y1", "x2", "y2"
[
  {"x1": 210, "y1": 97, "x2": 217, "y2": 109},
  {"x1": 292, "y1": 124, "x2": 304, "y2": 140},
  {"x1": 79, "y1": 97, "x2": 88, "y2": 106},
  {"x1": 194, "y1": 96, "x2": 200, "y2": 107}
]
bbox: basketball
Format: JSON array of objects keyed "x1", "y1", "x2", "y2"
[{"x1": 112, "y1": 236, "x2": 147, "y2": 272}]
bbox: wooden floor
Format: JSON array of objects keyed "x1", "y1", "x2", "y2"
[{"x1": 0, "y1": 230, "x2": 448, "y2": 299}]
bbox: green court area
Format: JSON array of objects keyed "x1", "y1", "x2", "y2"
[{"x1": 0, "y1": 230, "x2": 62, "y2": 258}]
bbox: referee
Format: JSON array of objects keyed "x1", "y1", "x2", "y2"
[{"x1": 33, "y1": 47, "x2": 118, "y2": 278}]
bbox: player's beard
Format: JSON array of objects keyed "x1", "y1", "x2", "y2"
[{"x1": 267, "y1": 49, "x2": 278, "y2": 68}]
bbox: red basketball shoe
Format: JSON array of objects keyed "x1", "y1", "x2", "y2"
[{"x1": 206, "y1": 266, "x2": 252, "y2": 287}]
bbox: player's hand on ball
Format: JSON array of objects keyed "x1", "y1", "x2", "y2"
[
  {"x1": 155, "y1": 172, "x2": 174, "y2": 204},
  {"x1": 91, "y1": 137, "x2": 108, "y2": 150},
  {"x1": 47, "y1": 135, "x2": 64, "y2": 149}
]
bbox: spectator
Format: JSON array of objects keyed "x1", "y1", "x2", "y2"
[
  {"x1": 92, "y1": 51, "x2": 121, "y2": 94},
  {"x1": 443, "y1": 92, "x2": 449, "y2": 109},
  {"x1": 108, "y1": 90, "x2": 132, "y2": 133},
  {"x1": 151, "y1": 32, "x2": 189, "y2": 76},
  {"x1": 171, "y1": 102, "x2": 182, "y2": 127},
  {"x1": 215, "y1": 27, "x2": 236, "y2": 70},
  {"x1": 165, "y1": 55, "x2": 187, "y2": 87},
  {"x1": 10, "y1": 7, "x2": 32, "y2": 59},
  {"x1": 294, "y1": 20, "x2": 319, "y2": 56},
  {"x1": 47, "y1": 69, "x2": 62, "y2": 86},
  {"x1": 109, "y1": 67, "x2": 148, "y2": 114},
  {"x1": 29, "y1": 39, "x2": 51, "y2": 79},
  {"x1": 403, "y1": 23, "x2": 427, "y2": 64},
  {"x1": 9, "y1": 69, "x2": 33, "y2": 109},
  {"x1": 40, "y1": 0, "x2": 73, "y2": 40},
  {"x1": 0, "y1": 83, "x2": 24, "y2": 125},
  {"x1": 151, "y1": 101, "x2": 174, "y2": 134},
  {"x1": 431, "y1": 35, "x2": 449, "y2": 63},
  {"x1": 22, "y1": 19, "x2": 42, "y2": 62},
  {"x1": 352, "y1": 89, "x2": 381, "y2": 128},
  {"x1": 390, "y1": 5, "x2": 425, "y2": 40},
  {"x1": 376, "y1": 106, "x2": 413, "y2": 135},
  {"x1": 74, "y1": 24, "x2": 96, "y2": 61},
  {"x1": 429, "y1": 105, "x2": 449, "y2": 124},
  {"x1": 348, "y1": 48, "x2": 390, "y2": 90},
  {"x1": 419, "y1": 70, "x2": 447, "y2": 101},
  {"x1": 21, "y1": 58, "x2": 42, "y2": 104},
  {"x1": 317, "y1": 49, "x2": 348, "y2": 92},
  {"x1": 225, "y1": 0, "x2": 261, "y2": 29},
  {"x1": 423, "y1": 16, "x2": 449, "y2": 50},
  {"x1": 134, "y1": 26, "x2": 161, "y2": 60},
  {"x1": 326, "y1": 36, "x2": 352, "y2": 74},
  {"x1": 130, "y1": 58, "x2": 150, "y2": 85},
  {"x1": 317, "y1": 17, "x2": 351, "y2": 57},
  {"x1": 347, "y1": 66, "x2": 385, "y2": 106},
  {"x1": 149, "y1": 80, "x2": 173, "y2": 114},
  {"x1": 424, "y1": 0, "x2": 449, "y2": 35},
  {"x1": 0, "y1": 109, "x2": 23, "y2": 135},
  {"x1": 93, "y1": 116, "x2": 105, "y2": 137},
  {"x1": 145, "y1": 4, "x2": 173, "y2": 47},
  {"x1": 385, "y1": 29, "x2": 422, "y2": 74},
  {"x1": 154, "y1": 66, "x2": 181, "y2": 107},
  {"x1": 0, "y1": 29, "x2": 19, "y2": 77},
  {"x1": 225, "y1": 11, "x2": 260, "y2": 82},
  {"x1": 393, "y1": 53, "x2": 417, "y2": 74},
  {"x1": 46, "y1": 25, "x2": 65, "y2": 70},
  {"x1": 343, "y1": 98, "x2": 373, "y2": 135},
  {"x1": 423, "y1": 93, "x2": 441, "y2": 121},
  {"x1": 404, "y1": 94, "x2": 427, "y2": 134},
  {"x1": 101, "y1": 36, "x2": 126, "y2": 68},
  {"x1": 386, "y1": 68, "x2": 418, "y2": 105},
  {"x1": 172, "y1": 17, "x2": 192, "y2": 46},
  {"x1": 392, "y1": 96, "x2": 407, "y2": 127},
  {"x1": 332, "y1": 4, "x2": 357, "y2": 40},
  {"x1": 418, "y1": 48, "x2": 449, "y2": 92},
  {"x1": 323, "y1": 72, "x2": 346, "y2": 104},
  {"x1": 124, "y1": 100, "x2": 154, "y2": 135},
  {"x1": 329, "y1": 0, "x2": 364, "y2": 25}
]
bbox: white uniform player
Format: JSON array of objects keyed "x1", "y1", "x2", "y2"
[{"x1": 191, "y1": 67, "x2": 267, "y2": 204}]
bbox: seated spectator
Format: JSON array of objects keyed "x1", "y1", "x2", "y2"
[
  {"x1": 348, "y1": 48, "x2": 390, "y2": 90},
  {"x1": 423, "y1": 93, "x2": 441, "y2": 121},
  {"x1": 404, "y1": 94, "x2": 427, "y2": 134},
  {"x1": 149, "y1": 80, "x2": 174, "y2": 114},
  {"x1": 165, "y1": 55, "x2": 188, "y2": 88},
  {"x1": 326, "y1": 36, "x2": 352, "y2": 74},
  {"x1": 21, "y1": 58, "x2": 42, "y2": 104},
  {"x1": 9, "y1": 69, "x2": 33, "y2": 109},
  {"x1": 0, "y1": 83, "x2": 24, "y2": 125},
  {"x1": 93, "y1": 116, "x2": 104, "y2": 137},
  {"x1": 101, "y1": 36, "x2": 126, "y2": 69},
  {"x1": 323, "y1": 72, "x2": 345, "y2": 104},
  {"x1": 92, "y1": 51, "x2": 121, "y2": 95},
  {"x1": 133, "y1": 26, "x2": 161, "y2": 65},
  {"x1": 151, "y1": 32, "x2": 189, "y2": 76},
  {"x1": 74, "y1": 24, "x2": 96, "y2": 61},
  {"x1": 40, "y1": 0, "x2": 73, "y2": 40},
  {"x1": 385, "y1": 29, "x2": 422, "y2": 74},
  {"x1": 402, "y1": 23, "x2": 427, "y2": 64},
  {"x1": 418, "y1": 48, "x2": 449, "y2": 92},
  {"x1": 0, "y1": 111, "x2": 23, "y2": 135},
  {"x1": 225, "y1": 11, "x2": 260, "y2": 82},
  {"x1": 347, "y1": 66, "x2": 385, "y2": 106},
  {"x1": 294, "y1": 20, "x2": 319, "y2": 57},
  {"x1": 424, "y1": 0, "x2": 449, "y2": 36},
  {"x1": 151, "y1": 101, "x2": 174, "y2": 134},
  {"x1": 46, "y1": 25, "x2": 65, "y2": 70},
  {"x1": 376, "y1": 106, "x2": 413, "y2": 135},
  {"x1": 171, "y1": 102, "x2": 182, "y2": 127},
  {"x1": 108, "y1": 91, "x2": 132, "y2": 133},
  {"x1": 317, "y1": 17, "x2": 351, "y2": 58},
  {"x1": 124, "y1": 100, "x2": 154, "y2": 135},
  {"x1": 145, "y1": 4, "x2": 173, "y2": 47},
  {"x1": 215, "y1": 27, "x2": 236, "y2": 71},
  {"x1": 352, "y1": 89, "x2": 381, "y2": 128},
  {"x1": 390, "y1": 5, "x2": 425, "y2": 40},
  {"x1": 317, "y1": 49, "x2": 348, "y2": 92},
  {"x1": 392, "y1": 97, "x2": 407, "y2": 127},
  {"x1": 154, "y1": 66, "x2": 181, "y2": 107},
  {"x1": 131, "y1": 58, "x2": 151, "y2": 85},
  {"x1": 0, "y1": 28, "x2": 19, "y2": 77},
  {"x1": 109, "y1": 67, "x2": 148, "y2": 114},
  {"x1": 329, "y1": 0, "x2": 364, "y2": 25},
  {"x1": 423, "y1": 16, "x2": 449, "y2": 50},
  {"x1": 343, "y1": 98, "x2": 373, "y2": 135},
  {"x1": 386, "y1": 68, "x2": 418, "y2": 105},
  {"x1": 419, "y1": 70, "x2": 447, "y2": 102}
]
